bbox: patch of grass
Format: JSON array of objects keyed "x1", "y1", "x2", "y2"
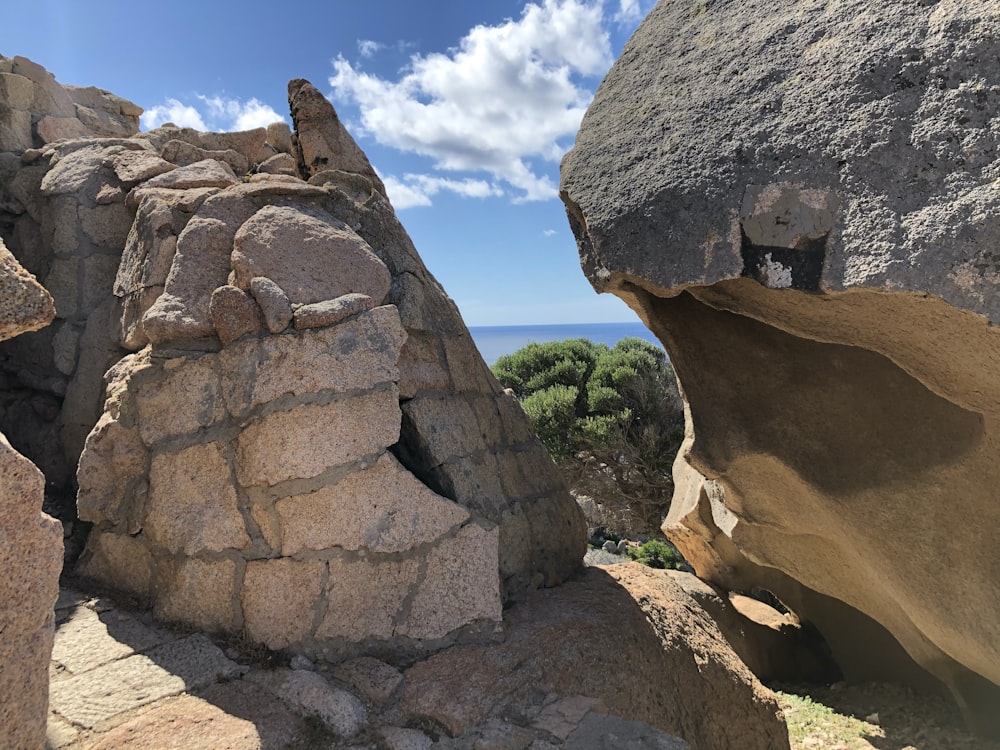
[{"x1": 777, "y1": 691, "x2": 879, "y2": 748}]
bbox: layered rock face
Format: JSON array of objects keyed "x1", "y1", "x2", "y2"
[
  {"x1": 0, "y1": 59, "x2": 585, "y2": 661},
  {"x1": 561, "y1": 0, "x2": 1000, "y2": 737},
  {"x1": 0, "y1": 240, "x2": 62, "y2": 750}
]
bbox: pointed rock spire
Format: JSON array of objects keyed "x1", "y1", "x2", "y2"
[{"x1": 287, "y1": 79, "x2": 386, "y2": 198}]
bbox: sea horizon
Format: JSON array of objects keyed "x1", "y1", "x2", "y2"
[{"x1": 468, "y1": 321, "x2": 662, "y2": 366}]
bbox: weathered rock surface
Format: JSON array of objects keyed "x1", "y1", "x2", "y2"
[
  {"x1": 49, "y1": 575, "x2": 799, "y2": 750},
  {"x1": 0, "y1": 433, "x2": 62, "y2": 750},
  {"x1": 0, "y1": 54, "x2": 140, "y2": 152},
  {"x1": 400, "y1": 564, "x2": 789, "y2": 750},
  {"x1": 0, "y1": 241, "x2": 60, "y2": 750},
  {"x1": 287, "y1": 79, "x2": 386, "y2": 195},
  {"x1": 561, "y1": 0, "x2": 1000, "y2": 737},
  {"x1": 230, "y1": 203, "x2": 391, "y2": 305},
  {"x1": 0, "y1": 235, "x2": 54, "y2": 338},
  {"x1": 0, "y1": 58, "x2": 583, "y2": 665}
]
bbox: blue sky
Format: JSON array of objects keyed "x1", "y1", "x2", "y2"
[{"x1": 1, "y1": 1, "x2": 657, "y2": 326}]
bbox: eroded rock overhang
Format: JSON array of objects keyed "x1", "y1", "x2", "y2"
[{"x1": 560, "y1": 0, "x2": 1000, "y2": 737}]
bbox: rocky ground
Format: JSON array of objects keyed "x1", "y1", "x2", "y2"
[
  {"x1": 46, "y1": 574, "x2": 691, "y2": 750},
  {"x1": 588, "y1": 551, "x2": 999, "y2": 750},
  {"x1": 48, "y1": 563, "x2": 995, "y2": 750}
]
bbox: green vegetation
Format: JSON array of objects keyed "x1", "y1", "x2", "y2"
[
  {"x1": 777, "y1": 691, "x2": 878, "y2": 748},
  {"x1": 624, "y1": 539, "x2": 683, "y2": 569},
  {"x1": 492, "y1": 337, "x2": 684, "y2": 534}
]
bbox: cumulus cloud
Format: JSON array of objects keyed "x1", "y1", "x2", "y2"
[
  {"x1": 384, "y1": 174, "x2": 504, "y2": 209},
  {"x1": 198, "y1": 96, "x2": 285, "y2": 130},
  {"x1": 140, "y1": 95, "x2": 286, "y2": 132},
  {"x1": 140, "y1": 98, "x2": 207, "y2": 130},
  {"x1": 329, "y1": 0, "x2": 613, "y2": 203}
]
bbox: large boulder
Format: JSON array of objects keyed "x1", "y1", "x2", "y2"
[
  {"x1": 0, "y1": 246, "x2": 61, "y2": 750},
  {"x1": 0, "y1": 236, "x2": 54, "y2": 338},
  {"x1": 400, "y1": 564, "x2": 790, "y2": 750},
  {"x1": 560, "y1": 0, "x2": 1000, "y2": 738}
]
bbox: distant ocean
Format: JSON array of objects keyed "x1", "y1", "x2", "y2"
[{"x1": 468, "y1": 322, "x2": 662, "y2": 365}]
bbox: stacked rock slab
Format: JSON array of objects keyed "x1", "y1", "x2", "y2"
[
  {"x1": 0, "y1": 56, "x2": 584, "y2": 661},
  {"x1": 560, "y1": 0, "x2": 1000, "y2": 737},
  {"x1": 0, "y1": 239, "x2": 62, "y2": 750}
]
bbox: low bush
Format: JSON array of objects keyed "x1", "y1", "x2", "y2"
[
  {"x1": 492, "y1": 337, "x2": 685, "y2": 535},
  {"x1": 624, "y1": 539, "x2": 683, "y2": 570}
]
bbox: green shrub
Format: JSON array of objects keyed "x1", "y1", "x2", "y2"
[
  {"x1": 492, "y1": 337, "x2": 685, "y2": 534},
  {"x1": 625, "y1": 539, "x2": 683, "y2": 570}
]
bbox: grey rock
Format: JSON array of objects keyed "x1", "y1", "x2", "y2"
[
  {"x1": 142, "y1": 158, "x2": 238, "y2": 190},
  {"x1": 209, "y1": 284, "x2": 262, "y2": 345},
  {"x1": 231, "y1": 203, "x2": 391, "y2": 306},
  {"x1": 0, "y1": 237, "x2": 55, "y2": 341},
  {"x1": 561, "y1": 0, "x2": 1000, "y2": 324},
  {"x1": 279, "y1": 669, "x2": 368, "y2": 738},
  {"x1": 49, "y1": 634, "x2": 240, "y2": 729},
  {"x1": 266, "y1": 121, "x2": 293, "y2": 154},
  {"x1": 50, "y1": 606, "x2": 167, "y2": 674},
  {"x1": 332, "y1": 656, "x2": 403, "y2": 706},
  {"x1": 379, "y1": 726, "x2": 433, "y2": 750},
  {"x1": 293, "y1": 292, "x2": 374, "y2": 330},
  {"x1": 249, "y1": 276, "x2": 293, "y2": 333},
  {"x1": 257, "y1": 152, "x2": 298, "y2": 176},
  {"x1": 563, "y1": 712, "x2": 688, "y2": 750},
  {"x1": 0, "y1": 433, "x2": 62, "y2": 750},
  {"x1": 287, "y1": 79, "x2": 386, "y2": 194},
  {"x1": 159, "y1": 139, "x2": 249, "y2": 176}
]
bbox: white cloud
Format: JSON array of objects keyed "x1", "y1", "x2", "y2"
[
  {"x1": 198, "y1": 96, "x2": 285, "y2": 130},
  {"x1": 140, "y1": 95, "x2": 286, "y2": 132},
  {"x1": 140, "y1": 98, "x2": 207, "y2": 130},
  {"x1": 613, "y1": 0, "x2": 640, "y2": 24},
  {"x1": 613, "y1": 0, "x2": 657, "y2": 26},
  {"x1": 543, "y1": 229, "x2": 558, "y2": 237},
  {"x1": 329, "y1": 0, "x2": 613, "y2": 202},
  {"x1": 358, "y1": 39, "x2": 384, "y2": 57},
  {"x1": 384, "y1": 173, "x2": 504, "y2": 209}
]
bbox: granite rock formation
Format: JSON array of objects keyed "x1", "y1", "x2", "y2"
[
  {"x1": 0, "y1": 241, "x2": 61, "y2": 750},
  {"x1": 401, "y1": 564, "x2": 790, "y2": 750},
  {"x1": 561, "y1": 0, "x2": 1000, "y2": 736},
  {"x1": 0, "y1": 56, "x2": 585, "y2": 666},
  {"x1": 0, "y1": 54, "x2": 139, "y2": 152}
]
